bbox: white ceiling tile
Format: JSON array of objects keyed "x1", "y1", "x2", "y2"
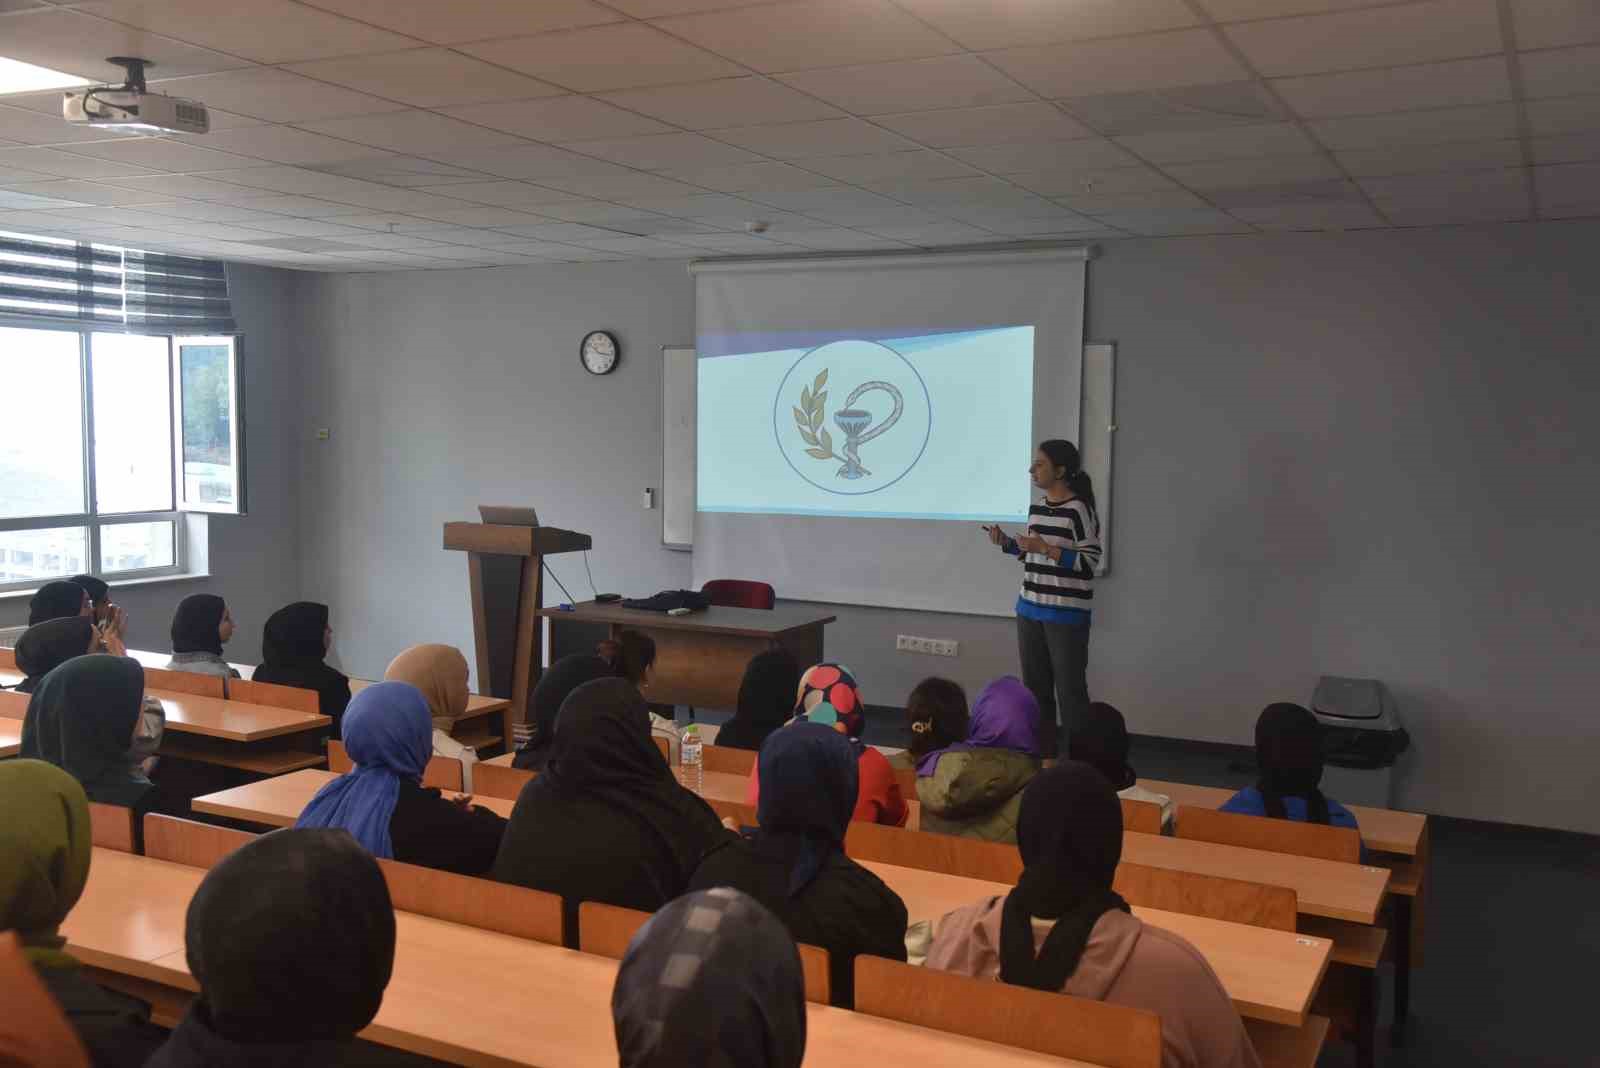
[
  {"x1": 1225, "y1": 0, "x2": 1504, "y2": 77},
  {"x1": 1204, "y1": 177, "x2": 1364, "y2": 206},
  {"x1": 85, "y1": 172, "x2": 271, "y2": 200},
  {"x1": 1089, "y1": 207, "x2": 1252, "y2": 234},
  {"x1": 233, "y1": 193, "x2": 376, "y2": 216},
  {"x1": 795, "y1": 150, "x2": 980, "y2": 183},
  {"x1": 520, "y1": 201, "x2": 667, "y2": 225},
  {"x1": 619, "y1": 192, "x2": 757, "y2": 217},
  {"x1": 556, "y1": 132, "x2": 761, "y2": 170},
  {"x1": 0, "y1": 177, "x2": 168, "y2": 205},
  {"x1": 1164, "y1": 154, "x2": 1344, "y2": 189},
  {"x1": 652, "y1": 0, "x2": 959, "y2": 73},
  {"x1": 212, "y1": 215, "x2": 378, "y2": 237},
  {"x1": 1197, "y1": 0, "x2": 1397, "y2": 19},
  {"x1": 795, "y1": 204, "x2": 948, "y2": 227},
  {"x1": 394, "y1": 205, "x2": 554, "y2": 227},
  {"x1": 1062, "y1": 82, "x2": 1287, "y2": 135},
  {"x1": 284, "y1": 50, "x2": 565, "y2": 109},
  {"x1": 1360, "y1": 164, "x2": 1528, "y2": 200},
  {"x1": 894, "y1": 0, "x2": 1198, "y2": 51},
  {"x1": 442, "y1": 144, "x2": 638, "y2": 180},
  {"x1": 1273, "y1": 56, "x2": 1512, "y2": 118},
  {"x1": 1519, "y1": 44, "x2": 1600, "y2": 100},
  {"x1": 316, "y1": 212, "x2": 441, "y2": 232},
  {"x1": 56, "y1": 136, "x2": 253, "y2": 172},
  {"x1": 311, "y1": 156, "x2": 488, "y2": 186},
  {"x1": 294, "y1": 0, "x2": 620, "y2": 44},
  {"x1": 775, "y1": 55, "x2": 1033, "y2": 116},
  {"x1": 0, "y1": 144, "x2": 154, "y2": 178},
  {"x1": 1511, "y1": 0, "x2": 1600, "y2": 50},
  {"x1": 779, "y1": 227, "x2": 913, "y2": 249},
  {"x1": 868, "y1": 175, "x2": 1039, "y2": 205},
  {"x1": 430, "y1": 180, "x2": 590, "y2": 206},
  {"x1": 74, "y1": 0, "x2": 417, "y2": 64},
  {"x1": 863, "y1": 221, "x2": 997, "y2": 245},
  {"x1": 438, "y1": 95, "x2": 673, "y2": 142},
  {"x1": 971, "y1": 213, "x2": 1106, "y2": 236},
  {"x1": 1530, "y1": 130, "x2": 1600, "y2": 163},
  {"x1": 657, "y1": 161, "x2": 842, "y2": 192},
  {"x1": 489, "y1": 220, "x2": 628, "y2": 241},
  {"x1": 661, "y1": 207, "x2": 827, "y2": 230},
  {"x1": 667, "y1": 232, "x2": 792, "y2": 252},
  {"x1": 1335, "y1": 138, "x2": 1525, "y2": 176},
  {"x1": 1308, "y1": 102, "x2": 1520, "y2": 148},
  {"x1": 1010, "y1": 164, "x2": 1179, "y2": 196},
  {"x1": 1525, "y1": 93, "x2": 1600, "y2": 134},
  {"x1": 1378, "y1": 192, "x2": 1530, "y2": 224},
  {"x1": 595, "y1": 78, "x2": 843, "y2": 130},
  {"x1": 460, "y1": 23, "x2": 743, "y2": 92},
  {"x1": 1228, "y1": 201, "x2": 1386, "y2": 229},
  {"x1": 106, "y1": 198, "x2": 274, "y2": 222},
  {"x1": 1052, "y1": 188, "x2": 1212, "y2": 213},
  {"x1": 566, "y1": 236, "x2": 693, "y2": 256},
  {"x1": 874, "y1": 103, "x2": 1094, "y2": 148},
  {"x1": 1536, "y1": 161, "x2": 1600, "y2": 208},
  {"x1": 530, "y1": 171, "x2": 706, "y2": 199},
  {"x1": 296, "y1": 111, "x2": 528, "y2": 154},
  {"x1": 0, "y1": 7, "x2": 247, "y2": 82},
  {"x1": 152, "y1": 69, "x2": 408, "y2": 124},
  {"x1": 708, "y1": 118, "x2": 918, "y2": 158},
  {"x1": 984, "y1": 29, "x2": 1251, "y2": 97},
  {"x1": 1113, "y1": 122, "x2": 1317, "y2": 163},
  {"x1": 947, "y1": 138, "x2": 1139, "y2": 173},
  {"x1": 175, "y1": 125, "x2": 392, "y2": 166}
]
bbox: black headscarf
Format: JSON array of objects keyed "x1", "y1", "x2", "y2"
[
  {"x1": 752, "y1": 722, "x2": 857, "y2": 897},
  {"x1": 70, "y1": 574, "x2": 109, "y2": 608},
  {"x1": 613, "y1": 887, "x2": 806, "y2": 1068},
  {"x1": 13, "y1": 617, "x2": 96, "y2": 694},
  {"x1": 1255, "y1": 703, "x2": 1331, "y2": 825},
  {"x1": 1067, "y1": 701, "x2": 1138, "y2": 790},
  {"x1": 999, "y1": 762, "x2": 1129, "y2": 992},
  {"x1": 28, "y1": 581, "x2": 88, "y2": 626},
  {"x1": 170, "y1": 594, "x2": 228, "y2": 656},
  {"x1": 717, "y1": 649, "x2": 801, "y2": 753},
  {"x1": 252, "y1": 602, "x2": 350, "y2": 733},
  {"x1": 512, "y1": 654, "x2": 612, "y2": 772},
  {"x1": 185, "y1": 827, "x2": 395, "y2": 1044},
  {"x1": 20, "y1": 655, "x2": 151, "y2": 806},
  {"x1": 541, "y1": 678, "x2": 723, "y2": 891}
]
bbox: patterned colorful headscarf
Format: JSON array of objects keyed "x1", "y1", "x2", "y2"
[{"x1": 791, "y1": 662, "x2": 863, "y2": 738}]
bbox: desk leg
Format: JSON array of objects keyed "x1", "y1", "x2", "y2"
[
  {"x1": 1391, "y1": 895, "x2": 1412, "y2": 1047},
  {"x1": 1355, "y1": 968, "x2": 1377, "y2": 1068}
]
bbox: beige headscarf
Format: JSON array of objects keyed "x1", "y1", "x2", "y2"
[{"x1": 383, "y1": 644, "x2": 470, "y2": 731}]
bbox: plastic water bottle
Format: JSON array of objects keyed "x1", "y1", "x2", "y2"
[{"x1": 679, "y1": 725, "x2": 703, "y2": 794}]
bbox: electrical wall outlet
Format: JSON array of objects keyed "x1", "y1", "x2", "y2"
[{"x1": 897, "y1": 635, "x2": 959, "y2": 657}]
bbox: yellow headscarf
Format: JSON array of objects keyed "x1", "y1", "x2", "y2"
[
  {"x1": 0, "y1": 760, "x2": 92, "y2": 969},
  {"x1": 383, "y1": 644, "x2": 470, "y2": 731}
]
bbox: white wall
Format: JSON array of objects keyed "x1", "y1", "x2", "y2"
[{"x1": 290, "y1": 221, "x2": 1599, "y2": 832}]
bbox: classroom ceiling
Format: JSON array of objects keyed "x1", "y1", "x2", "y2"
[{"x1": 0, "y1": 0, "x2": 1595, "y2": 273}]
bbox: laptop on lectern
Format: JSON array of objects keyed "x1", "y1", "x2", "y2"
[{"x1": 478, "y1": 505, "x2": 539, "y2": 527}]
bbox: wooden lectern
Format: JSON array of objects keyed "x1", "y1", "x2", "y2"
[{"x1": 444, "y1": 508, "x2": 591, "y2": 738}]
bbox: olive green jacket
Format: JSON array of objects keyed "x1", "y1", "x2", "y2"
[{"x1": 915, "y1": 748, "x2": 1040, "y2": 844}]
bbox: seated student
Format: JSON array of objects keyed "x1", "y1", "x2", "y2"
[
  {"x1": 691, "y1": 722, "x2": 908, "y2": 1007},
  {"x1": 164, "y1": 594, "x2": 240, "y2": 679},
  {"x1": 148, "y1": 827, "x2": 424, "y2": 1068},
  {"x1": 926, "y1": 763, "x2": 1261, "y2": 1068},
  {"x1": 296, "y1": 682, "x2": 505, "y2": 876},
  {"x1": 384, "y1": 644, "x2": 481, "y2": 792},
  {"x1": 27, "y1": 580, "x2": 90, "y2": 626},
  {"x1": 493, "y1": 678, "x2": 731, "y2": 938},
  {"x1": 746, "y1": 663, "x2": 908, "y2": 828},
  {"x1": 613, "y1": 887, "x2": 806, "y2": 1068},
  {"x1": 0, "y1": 760, "x2": 167, "y2": 1068},
  {"x1": 1070, "y1": 701, "x2": 1174, "y2": 829},
  {"x1": 890, "y1": 676, "x2": 969, "y2": 772},
  {"x1": 0, "y1": 932, "x2": 92, "y2": 1068},
  {"x1": 511, "y1": 653, "x2": 612, "y2": 773},
  {"x1": 1221, "y1": 703, "x2": 1360, "y2": 833},
  {"x1": 12, "y1": 617, "x2": 97, "y2": 694},
  {"x1": 715, "y1": 648, "x2": 801, "y2": 753},
  {"x1": 599, "y1": 629, "x2": 681, "y2": 763},
  {"x1": 917, "y1": 676, "x2": 1042, "y2": 843},
  {"x1": 252, "y1": 602, "x2": 352, "y2": 736},
  {"x1": 21, "y1": 656, "x2": 160, "y2": 811}
]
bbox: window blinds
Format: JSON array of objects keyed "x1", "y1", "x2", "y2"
[{"x1": 0, "y1": 230, "x2": 237, "y2": 334}]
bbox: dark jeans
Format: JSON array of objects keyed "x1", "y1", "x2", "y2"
[{"x1": 1017, "y1": 614, "x2": 1090, "y2": 759}]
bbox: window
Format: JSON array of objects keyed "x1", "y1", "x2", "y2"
[{"x1": 0, "y1": 324, "x2": 244, "y2": 590}]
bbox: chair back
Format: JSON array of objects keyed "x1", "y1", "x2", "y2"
[
  {"x1": 0, "y1": 646, "x2": 14, "y2": 670},
  {"x1": 1176, "y1": 805, "x2": 1362, "y2": 863},
  {"x1": 703, "y1": 797, "x2": 760, "y2": 828},
  {"x1": 142, "y1": 667, "x2": 225, "y2": 697},
  {"x1": 1112, "y1": 861, "x2": 1298, "y2": 931},
  {"x1": 378, "y1": 858, "x2": 562, "y2": 945},
  {"x1": 143, "y1": 814, "x2": 256, "y2": 868},
  {"x1": 700, "y1": 580, "x2": 775, "y2": 610},
  {"x1": 844, "y1": 820, "x2": 1023, "y2": 883},
  {"x1": 854, "y1": 956, "x2": 1161, "y2": 1068},
  {"x1": 891, "y1": 764, "x2": 918, "y2": 803},
  {"x1": 328, "y1": 740, "x2": 463, "y2": 791},
  {"x1": 0, "y1": 690, "x2": 27, "y2": 719},
  {"x1": 87, "y1": 802, "x2": 137, "y2": 853},
  {"x1": 653, "y1": 735, "x2": 670, "y2": 763},
  {"x1": 227, "y1": 677, "x2": 319, "y2": 713},
  {"x1": 1121, "y1": 797, "x2": 1163, "y2": 835},
  {"x1": 475, "y1": 761, "x2": 534, "y2": 801},
  {"x1": 702, "y1": 743, "x2": 756, "y2": 776}
]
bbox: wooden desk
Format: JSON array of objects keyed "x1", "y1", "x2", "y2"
[
  {"x1": 0, "y1": 718, "x2": 20, "y2": 757},
  {"x1": 192, "y1": 769, "x2": 516, "y2": 827},
  {"x1": 861, "y1": 860, "x2": 1329, "y2": 1028},
  {"x1": 1139, "y1": 779, "x2": 1426, "y2": 857},
  {"x1": 538, "y1": 601, "x2": 835, "y2": 710},
  {"x1": 124, "y1": 647, "x2": 255, "y2": 678},
  {"x1": 68, "y1": 849, "x2": 1096, "y2": 1068},
  {"x1": 350, "y1": 677, "x2": 514, "y2": 752}
]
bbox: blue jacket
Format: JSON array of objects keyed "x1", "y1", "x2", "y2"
[{"x1": 1220, "y1": 787, "x2": 1362, "y2": 833}]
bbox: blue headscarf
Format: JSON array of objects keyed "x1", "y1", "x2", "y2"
[
  {"x1": 295, "y1": 682, "x2": 431, "y2": 858},
  {"x1": 754, "y1": 722, "x2": 858, "y2": 897}
]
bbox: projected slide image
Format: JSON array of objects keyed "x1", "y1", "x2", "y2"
[{"x1": 699, "y1": 326, "x2": 1034, "y2": 522}]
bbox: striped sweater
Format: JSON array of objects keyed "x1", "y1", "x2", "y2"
[{"x1": 1003, "y1": 497, "x2": 1101, "y2": 624}]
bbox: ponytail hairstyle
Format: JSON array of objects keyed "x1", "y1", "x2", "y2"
[
  {"x1": 905, "y1": 676, "x2": 969, "y2": 758},
  {"x1": 1038, "y1": 438, "x2": 1096, "y2": 517},
  {"x1": 597, "y1": 628, "x2": 657, "y2": 687}
]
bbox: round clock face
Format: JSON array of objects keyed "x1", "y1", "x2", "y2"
[{"x1": 581, "y1": 330, "x2": 618, "y2": 375}]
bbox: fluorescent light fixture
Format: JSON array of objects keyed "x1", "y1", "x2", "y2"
[{"x1": 0, "y1": 56, "x2": 92, "y2": 95}]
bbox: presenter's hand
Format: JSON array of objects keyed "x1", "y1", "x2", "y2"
[
  {"x1": 985, "y1": 524, "x2": 1006, "y2": 546},
  {"x1": 1015, "y1": 533, "x2": 1052, "y2": 557}
]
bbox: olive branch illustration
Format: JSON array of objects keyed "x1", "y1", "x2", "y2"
[{"x1": 792, "y1": 368, "x2": 842, "y2": 463}]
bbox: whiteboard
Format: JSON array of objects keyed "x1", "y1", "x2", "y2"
[{"x1": 661, "y1": 345, "x2": 695, "y2": 550}]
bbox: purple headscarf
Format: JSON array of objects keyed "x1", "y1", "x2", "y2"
[{"x1": 916, "y1": 676, "x2": 1041, "y2": 775}]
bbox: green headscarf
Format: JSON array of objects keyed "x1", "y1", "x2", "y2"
[{"x1": 0, "y1": 760, "x2": 92, "y2": 969}]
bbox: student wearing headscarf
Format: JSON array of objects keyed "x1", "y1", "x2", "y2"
[
  {"x1": 715, "y1": 648, "x2": 801, "y2": 753},
  {"x1": 1070, "y1": 701, "x2": 1173, "y2": 829},
  {"x1": 598, "y1": 629, "x2": 681, "y2": 763},
  {"x1": 0, "y1": 760, "x2": 166, "y2": 1067},
  {"x1": 493, "y1": 678, "x2": 732, "y2": 941},
  {"x1": 0, "y1": 932, "x2": 91, "y2": 1068},
  {"x1": 164, "y1": 594, "x2": 240, "y2": 678},
  {"x1": 926, "y1": 763, "x2": 1260, "y2": 1068},
  {"x1": 384, "y1": 643, "x2": 481, "y2": 792},
  {"x1": 1221, "y1": 703, "x2": 1360, "y2": 832},
  {"x1": 147, "y1": 827, "x2": 423, "y2": 1068},
  {"x1": 744, "y1": 663, "x2": 907, "y2": 828},
  {"x1": 511, "y1": 653, "x2": 612, "y2": 773},
  {"x1": 252, "y1": 602, "x2": 352, "y2": 735},
  {"x1": 890, "y1": 676, "x2": 969, "y2": 772},
  {"x1": 613, "y1": 887, "x2": 807, "y2": 1068},
  {"x1": 295, "y1": 682, "x2": 505, "y2": 875},
  {"x1": 21, "y1": 656, "x2": 160, "y2": 810},
  {"x1": 11, "y1": 617, "x2": 97, "y2": 694},
  {"x1": 691, "y1": 723, "x2": 907, "y2": 1007},
  {"x1": 27, "y1": 580, "x2": 90, "y2": 626},
  {"x1": 915, "y1": 676, "x2": 1042, "y2": 843}
]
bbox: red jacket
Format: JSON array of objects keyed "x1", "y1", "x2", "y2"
[{"x1": 746, "y1": 743, "x2": 908, "y2": 827}]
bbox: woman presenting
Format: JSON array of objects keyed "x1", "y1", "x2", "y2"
[{"x1": 984, "y1": 439, "x2": 1102, "y2": 759}]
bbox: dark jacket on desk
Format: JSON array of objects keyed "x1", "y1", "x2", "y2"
[
  {"x1": 37, "y1": 963, "x2": 166, "y2": 1068},
  {"x1": 389, "y1": 780, "x2": 505, "y2": 877}
]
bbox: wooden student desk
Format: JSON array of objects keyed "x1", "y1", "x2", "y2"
[
  {"x1": 1139, "y1": 779, "x2": 1426, "y2": 857},
  {"x1": 861, "y1": 859, "x2": 1330, "y2": 1028},
  {"x1": 66, "y1": 849, "x2": 1098, "y2": 1068},
  {"x1": 538, "y1": 601, "x2": 836, "y2": 709},
  {"x1": 0, "y1": 718, "x2": 20, "y2": 757},
  {"x1": 192, "y1": 768, "x2": 517, "y2": 826}
]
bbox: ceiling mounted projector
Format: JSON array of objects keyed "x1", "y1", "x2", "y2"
[{"x1": 63, "y1": 57, "x2": 209, "y2": 135}]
